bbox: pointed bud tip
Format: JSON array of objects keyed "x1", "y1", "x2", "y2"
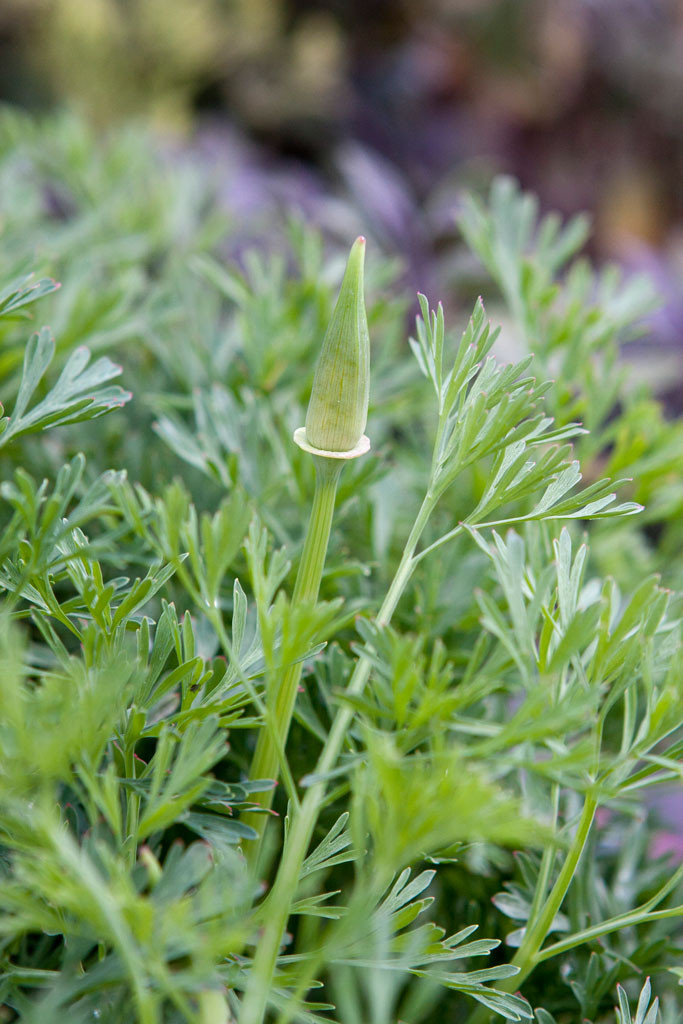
[
  {"x1": 304, "y1": 236, "x2": 371, "y2": 452},
  {"x1": 344, "y1": 236, "x2": 366, "y2": 277}
]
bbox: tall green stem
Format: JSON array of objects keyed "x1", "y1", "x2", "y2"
[
  {"x1": 245, "y1": 457, "x2": 343, "y2": 862},
  {"x1": 239, "y1": 494, "x2": 436, "y2": 1024}
]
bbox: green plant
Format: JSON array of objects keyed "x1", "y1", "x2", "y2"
[
  {"x1": 0, "y1": 110, "x2": 680, "y2": 1024},
  {"x1": 244, "y1": 235, "x2": 371, "y2": 866},
  {"x1": 457, "y1": 177, "x2": 683, "y2": 590}
]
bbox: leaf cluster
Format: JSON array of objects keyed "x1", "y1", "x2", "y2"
[{"x1": 0, "y1": 109, "x2": 679, "y2": 1024}]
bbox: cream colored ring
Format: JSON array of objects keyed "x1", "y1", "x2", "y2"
[{"x1": 293, "y1": 427, "x2": 371, "y2": 460}]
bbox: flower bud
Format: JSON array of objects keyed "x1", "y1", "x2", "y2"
[{"x1": 304, "y1": 237, "x2": 370, "y2": 453}]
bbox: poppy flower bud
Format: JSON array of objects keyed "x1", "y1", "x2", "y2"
[{"x1": 299, "y1": 236, "x2": 370, "y2": 457}]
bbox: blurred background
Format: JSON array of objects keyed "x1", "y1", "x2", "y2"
[{"x1": 1, "y1": 0, "x2": 682, "y2": 404}]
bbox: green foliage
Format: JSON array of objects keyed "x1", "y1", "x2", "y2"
[
  {"x1": 352, "y1": 736, "x2": 544, "y2": 873},
  {"x1": 0, "y1": 110, "x2": 680, "y2": 1024},
  {"x1": 1, "y1": 325, "x2": 131, "y2": 444},
  {"x1": 615, "y1": 978, "x2": 660, "y2": 1024},
  {"x1": 458, "y1": 176, "x2": 683, "y2": 589}
]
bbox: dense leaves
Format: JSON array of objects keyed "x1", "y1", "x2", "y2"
[{"x1": 0, "y1": 111, "x2": 680, "y2": 1023}]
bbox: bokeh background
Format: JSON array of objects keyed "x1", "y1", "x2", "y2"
[{"x1": 1, "y1": 0, "x2": 683, "y2": 408}]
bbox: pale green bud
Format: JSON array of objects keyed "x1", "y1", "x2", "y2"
[{"x1": 304, "y1": 236, "x2": 370, "y2": 453}]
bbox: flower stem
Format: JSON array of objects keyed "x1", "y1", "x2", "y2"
[
  {"x1": 239, "y1": 493, "x2": 437, "y2": 1024},
  {"x1": 244, "y1": 457, "x2": 343, "y2": 865}
]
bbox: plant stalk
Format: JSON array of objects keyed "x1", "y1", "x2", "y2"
[
  {"x1": 465, "y1": 792, "x2": 598, "y2": 1024},
  {"x1": 239, "y1": 493, "x2": 436, "y2": 1024},
  {"x1": 536, "y1": 861, "x2": 683, "y2": 961},
  {"x1": 244, "y1": 457, "x2": 343, "y2": 863},
  {"x1": 198, "y1": 988, "x2": 231, "y2": 1023}
]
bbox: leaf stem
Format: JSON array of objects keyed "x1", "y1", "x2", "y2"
[
  {"x1": 510, "y1": 792, "x2": 597, "y2": 975},
  {"x1": 123, "y1": 744, "x2": 141, "y2": 869},
  {"x1": 525, "y1": 783, "x2": 559, "y2": 926},
  {"x1": 536, "y1": 862, "x2": 683, "y2": 961},
  {"x1": 466, "y1": 792, "x2": 597, "y2": 1024}
]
